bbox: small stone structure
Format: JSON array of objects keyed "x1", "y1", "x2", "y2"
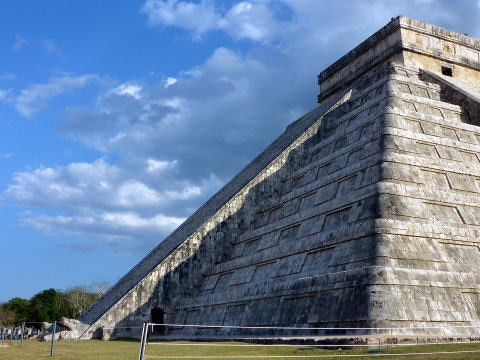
[{"x1": 74, "y1": 16, "x2": 480, "y2": 340}]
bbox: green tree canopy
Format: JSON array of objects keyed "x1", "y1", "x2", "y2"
[
  {"x1": 29, "y1": 288, "x2": 63, "y2": 322},
  {"x1": 3, "y1": 297, "x2": 30, "y2": 323},
  {"x1": 2, "y1": 285, "x2": 106, "y2": 324}
]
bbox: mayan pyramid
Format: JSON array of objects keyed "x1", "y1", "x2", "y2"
[{"x1": 74, "y1": 16, "x2": 480, "y2": 340}]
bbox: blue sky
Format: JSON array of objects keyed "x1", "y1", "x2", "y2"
[{"x1": 1, "y1": 0, "x2": 479, "y2": 302}]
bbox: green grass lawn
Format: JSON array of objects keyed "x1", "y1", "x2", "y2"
[{"x1": 1, "y1": 340, "x2": 480, "y2": 359}]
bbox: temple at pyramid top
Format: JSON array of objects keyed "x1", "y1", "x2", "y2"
[
  {"x1": 66, "y1": 17, "x2": 480, "y2": 343},
  {"x1": 319, "y1": 16, "x2": 480, "y2": 103}
]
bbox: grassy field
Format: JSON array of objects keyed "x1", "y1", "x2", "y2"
[{"x1": 1, "y1": 339, "x2": 480, "y2": 359}]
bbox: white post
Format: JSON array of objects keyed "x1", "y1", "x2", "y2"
[
  {"x1": 142, "y1": 323, "x2": 149, "y2": 359},
  {"x1": 138, "y1": 323, "x2": 147, "y2": 360}
]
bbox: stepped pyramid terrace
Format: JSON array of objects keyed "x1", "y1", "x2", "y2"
[{"x1": 68, "y1": 16, "x2": 480, "y2": 341}]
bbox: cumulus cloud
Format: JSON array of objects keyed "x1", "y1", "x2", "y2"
[
  {"x1": 146, "y1": 159, "x2": 177, "y2": 173},
  {"x1": 4, "y1": 158, "x2": 209, "y2": 212},
  {"x1": 16, "y1": 74, "x2": 100, "y2": 117},
  {"x1": 218, "y1": 1, "x2": 285, "y2": 43},
  {"x1": 141, "y1": 0, "x2": 288, "y2": 42},
  {"x1": 111, "y1": 83, "x2": 143, "y2": 99},
  {"x1": 142, "y1": 0, "x2": 220, "y2": 35},
  {"x1": 3, "y1": 157, "x2": 220, "y2": 248},
  {"x1": 57, "y1": 46, "x2": 291, "y2": 182},
  {"x1": 23, "y1": 211, "x2": 185, "y2": 245},
  {"x1": 141, "y1": 0, "x2": 480, "y2": 45},
  {"x1": 5, "y1": 159, "x2": 121, "y2": 208},
  {"x1": 164, "y1": 77, "x2": 178, "y2": 88}
]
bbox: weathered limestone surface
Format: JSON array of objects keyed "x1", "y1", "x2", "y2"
[
  {"x1": 76, "y1": 17, "x2": 480, "y2": 340},
  {"x1": 77, "y1": 82, "x2": 352, "y2": 339}
]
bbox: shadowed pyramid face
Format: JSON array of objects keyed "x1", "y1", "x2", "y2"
[{"x1": 76, "y1": 17, "x2": 480, "y2": 341}]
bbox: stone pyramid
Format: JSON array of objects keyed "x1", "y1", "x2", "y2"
[{"x1": 76, "y1": 16, "x2": 480, "y2": 340}]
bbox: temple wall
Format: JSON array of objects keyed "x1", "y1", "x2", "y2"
[{"x1": 371, "y1": 64, "x2": 480, "y2": 337}]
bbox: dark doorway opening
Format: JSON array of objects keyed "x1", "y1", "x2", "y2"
[
  {"x1": 151, "y1": 308, "x2": 165, "y2": 335},
  {"x1": 441, "y1": 66, "x2": 453, "y2": 77}
]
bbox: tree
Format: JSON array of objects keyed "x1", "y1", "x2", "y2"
[
  {"x1": 2, "y1": 283, "x2": 108, "y2": 323},
  {"x1": 29, "y1": 289, "x2": 62, "y2": 322},
  {"x1": 0, "y1": 305, "x2": 16, "y2": 327},
  {"x1": 89, "y1": 281, "x2": 109, "y2": 297},
  {"x1": 61, "y1": 287, "x2": 102, "y2": 318},
  {"x1": 3, "y1": 297, "x2": 30, "y2": 323}
]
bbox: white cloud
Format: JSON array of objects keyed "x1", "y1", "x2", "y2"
[
  {"x1": 3, "y1": 157, "x2": 215, "y2": 247},
  {"x1": 141, "y1": 0, "x2": 480, "y2": 45},
  {"x1": 23, "y1": 211, "x2": 185, "y2": 245},
  {"x1": 147, "y1": 159, "x2": 177, "y2": 173},
  {"x1": 0, "y1": 88, "x2": 13, "y2": 102},
  {"x1": 16, "y1": 74, "x2": 100, "y2": 117},
  {"x1": 13, "y1": 35, "x2": 28, "y2": 51},
  {"x1": 142, "y1": 0, "x2": 220, "y2": 35},
  {"x1": 57, "y1": 45, "x2": 281, "y2": 182},
  {"x1": 218, "y1": 1, "x2": 283, "y2": 42},
  {"x1": 116, "y1": 181, "x2": 161, "y2": 207},
  {"x1": 4, "y1": 158, "x2": 193, "y2": 211},
  {"x1": 101, "y1": 212, "x2": 184, "y2": 230},
  {"x1": 4, "y1": 159, "x2": 118, "y2": 206},
  {"x1": 141, "y1": 0, "x2": 285, "y2": 42},
  {"x1": 111, "y1": 83, "x2": 143, "y2": 99},
  {"x1": 165, "y1": 185, "x2": 201, "y2": 201},
  {"x1": 164, "y1": 77, "x2": 178, "y2": 88}
]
